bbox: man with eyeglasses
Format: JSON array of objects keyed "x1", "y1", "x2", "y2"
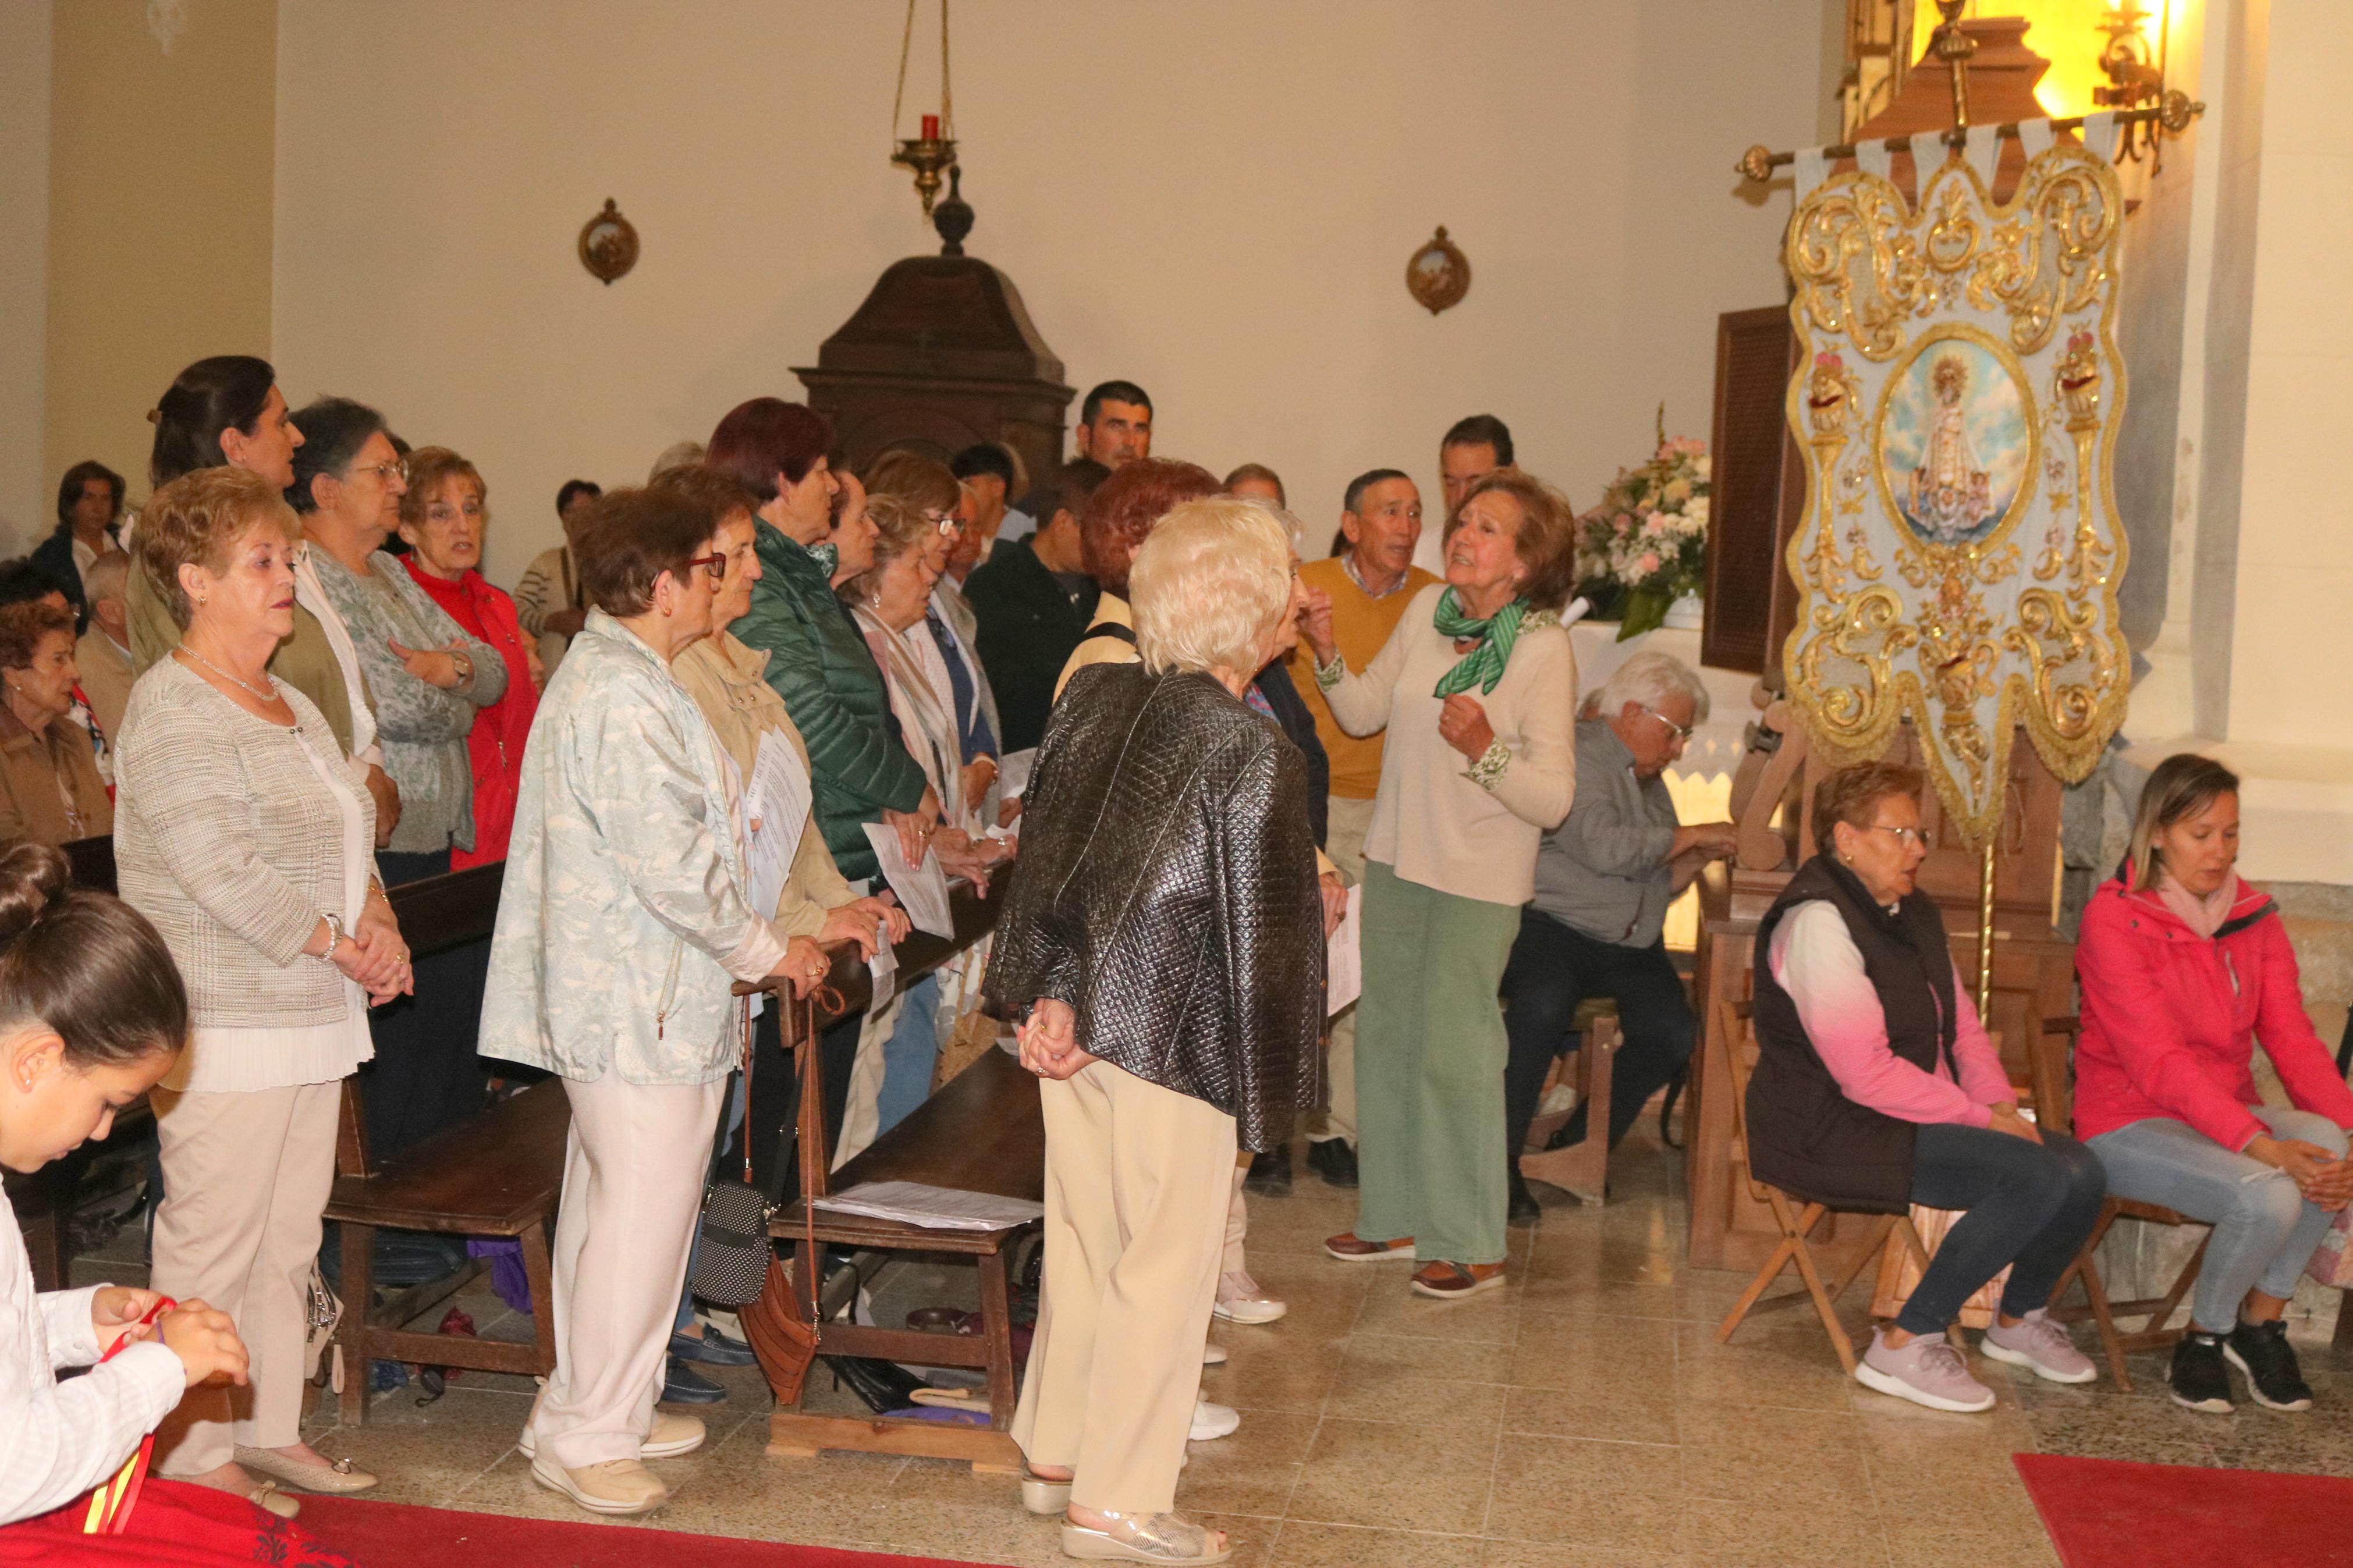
[{"x1": 1498, "y1": 652, "x2": 1736, "y2": 1221}]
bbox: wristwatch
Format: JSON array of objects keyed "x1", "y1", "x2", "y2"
[{"x1": 449, "y1": 650, "x2": 474, "y2": 684}]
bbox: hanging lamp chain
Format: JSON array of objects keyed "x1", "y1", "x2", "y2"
[
  {"x1": 890, "y1": 0, "x2": 952, "y2": 142},
  {"x1": 890, "y1": 0, "x2": 917, "y2": 141}
]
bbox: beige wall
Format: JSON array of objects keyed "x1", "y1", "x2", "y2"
[
  {"x1": 271, "y1": 0, "x2": 1830, "y2": 589},
  {"x1": 43, "y1": 0, "x2": 276, "y2": 509},
  {"x1": 1, "y1": 2, "x2": 54, "y2": 553}
]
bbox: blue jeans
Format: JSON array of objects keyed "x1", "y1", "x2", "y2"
[
  {"x1": 1897, "y1": 1123, "x2": 2107, "y2": 1336},
  {"x1": 2088, "y1": 1105, "x2": 2351, "y2": 1334},
  {"x1": 876, "y1": 974, "x2": 943, "y2": 1137}
]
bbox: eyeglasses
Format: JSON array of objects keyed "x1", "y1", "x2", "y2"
[
  {"x1": 683, "y1": 552, "x2": 727, "y2": 582},
  {"x1": 350, "y1": 458, "x2": 409, "y2": 485},
  {"x1": 1637, "y1": 706, "x2": 1695, "y2": 742},
  {"x1": 1860, "y1": 823, "x2": 1928, "y2": 849},
  {"x1": 924, "y1": 510, "x2": 964, "y2": 535}
]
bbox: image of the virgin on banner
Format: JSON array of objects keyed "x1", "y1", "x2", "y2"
[{"x1": 1778, "y1": 129, "x2": 2130, "y2": 841}]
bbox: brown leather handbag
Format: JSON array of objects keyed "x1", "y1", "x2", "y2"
[{"x1": 736, "y1": 983, "x2": 834, "y2": 1405}]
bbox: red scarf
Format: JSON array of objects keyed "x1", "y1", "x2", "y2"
[{"x1": 399, "y1": 560, "x2": 540, "y2": 868}]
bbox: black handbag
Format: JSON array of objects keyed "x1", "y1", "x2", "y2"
[{"x1": 691, "y1": 998, "x2": 782, "y2": 1306}]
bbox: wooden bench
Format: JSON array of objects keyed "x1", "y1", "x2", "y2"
[{"x1": 737, "y1": 878, "x2": 1037, "y2": 1473}]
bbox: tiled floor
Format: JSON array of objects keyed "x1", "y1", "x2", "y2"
[{"x1": 70, "y1": 1111, "x2": 2353, "y2": 1566}]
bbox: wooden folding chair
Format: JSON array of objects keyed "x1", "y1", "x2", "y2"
[
  {"x1": 1713, "y1": 1000, "x2": 1933, "y2": 1375},
  {"x1": 2025, "y1": 1014, "x2": 2208, "y2": 1391}
]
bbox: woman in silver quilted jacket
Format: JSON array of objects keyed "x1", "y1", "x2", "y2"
[{"x1": 986, "y1": 498, "x2": 1323, "y2": 1567}]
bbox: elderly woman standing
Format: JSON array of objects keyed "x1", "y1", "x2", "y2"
[
  {"x1": 0, "y1": 602, "x2": 111, "y2": 847},
  {"x1": 708, "y1": 399, "x2": 941, "y2": 884},
  {"x1": 394, "y1": 446, "x2": 541, "y2": 868},
  {"x1": 481, "y1": 487, "x2": 824, "y2": 1519},
  {"x1": 287, "y1": 400, "x2": 505, "y2": 883},
  {"x1": 116, "y1": 467, "x2": 411, "y2": 1513},
  {"x1": 2077, "y1": 755, "x2": 2353, "y2": 1414},
  {"x1": 865, "y1": 451, "x2": 1003, "y2": 819},
  {"x1": 1748, "y1": 762, "x2": 2104, "y2": 1412},
  {"x1": 992, "y1": 498, "x2": 1322, "y2": 1566},
  {"x1": 1305, "y1": 472, "x2": 1578, "y2": 1298}
]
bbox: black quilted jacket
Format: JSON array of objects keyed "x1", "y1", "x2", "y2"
[{"x1": 985, "y1": 663, "x2": 1324, "y2": 1151}]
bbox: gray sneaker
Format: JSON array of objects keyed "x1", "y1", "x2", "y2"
[
  {"x1": 1981, "y1": 1309, "x2": 2098, "y2": 1385},
  {"x1": 1855, "y1": 1327, "x2": 1997, "y2": 1413}
]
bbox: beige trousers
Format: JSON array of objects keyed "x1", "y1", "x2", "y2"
[
  {"x1": 535, "y1": 1072, "x2": 726, "y2": 1470},
  {"x1": 834, "y1": 989, "x2": 900, "y2": 1169},
  {"x1": 1308, "y1": 794, "x2": 1376, "y2": 1145},
  {"x1": 1223, "y1": 1163, "x2": 1249, "y2": 1276},
  {"x1": 1013, "y1": 1059, "x2": 1235, "y2": 1514},
  {"x1": 149, "y1": 1080, "x2": 341, "y2": 1475}
]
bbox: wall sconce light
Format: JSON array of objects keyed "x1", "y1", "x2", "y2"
[{"x1": 2094, "y1": 1, "x2": 2192, "y2": 165}]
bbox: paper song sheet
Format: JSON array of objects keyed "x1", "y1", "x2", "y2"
[
  {"x1": 863, "y1": 822, "x2": 956, "y2": 940},
  {"x1": 813, "y1": 1180, "x2": 1045, "y2": 1232},
  {"x1": 996, "y1": 746, "x2": 1037, "y2": 801},
  {"x1": 745, "y1": 731, "x2": 812, "y2": 924},
  {"x1": 1326, "y1": 882, "x2": 1364, "y2": 1017}
]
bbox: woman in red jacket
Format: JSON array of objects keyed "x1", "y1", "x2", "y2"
[
  {"x1": 395, "y1": 448, "x2": 540, "y2": 868},
  {"x1": 2077, "y1": 754, "x2": 2353, "y2": 1416}
]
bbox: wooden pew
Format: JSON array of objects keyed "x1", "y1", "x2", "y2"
[{"x1": 738, "y1": 878, "x2": 1038, "y2": 1473}]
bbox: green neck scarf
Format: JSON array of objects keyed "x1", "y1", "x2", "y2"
[{"x1": 1431, "y1": 589, "x2": 1552, "y2": 698}]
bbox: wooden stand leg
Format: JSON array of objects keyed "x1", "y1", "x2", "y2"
[
  {"x1": 1519, "y1": 1018, "x2": 1618, "y2": 1205},
  {"x1": 337, "y1": 1221, "x2": 373, "y2": 1427},
  {"x1": 520, "y1": 1220, "x2": 557, "y2": 1378}
]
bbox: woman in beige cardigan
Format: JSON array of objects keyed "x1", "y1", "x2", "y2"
[
  {"x1": 1305, "y1": 471, "x2": 1578, "y2": 1300},
  {"x1": 0, "y1": 600, "x2": 111, "y2": 847},
  {"x1": 114, "y1": 468, "x2": 411, "y2": 1515}
]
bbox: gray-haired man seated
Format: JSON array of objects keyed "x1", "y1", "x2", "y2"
[{"x1": 1501, "y1": 652, "x2": 1736, "y2": 1217}]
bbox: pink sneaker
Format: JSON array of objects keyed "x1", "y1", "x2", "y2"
[
  {"x1": 1981, "y1": 1309, "x2": 2097, "y2": 1385},
  {"x1": 1855, "y1": 1327, "x2": 1996, "y2": 1413}
]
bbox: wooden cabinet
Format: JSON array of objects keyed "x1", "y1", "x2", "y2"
[
  {"x1": 1701, "y1": 306, "x2": 1807, "y2": 680},
  {"x1": 794, "y1": 254, "x2": 1073, "y2": 488}
]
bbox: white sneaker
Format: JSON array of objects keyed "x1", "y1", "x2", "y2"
[
  {"x1": 530, "y1": 1456, "x2": 669, "y2": 1516},
  {"x1": 519, "y1": 1407, "x2": 704, "y2": 1462},
  {"x1": 1212, "y1": 1270, "x2": 1287, "y2": 1324},
  {"x1": 1203, "y1": 1342, "x2": 1228, "y2": 1366},
  {"x1": 1189, "y1": 1398, "x2": 1240, "y2": 1441}
]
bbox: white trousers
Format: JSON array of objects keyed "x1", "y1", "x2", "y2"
[
  {"x1": 150, "y1": 1081, "x2": 342, "y2": 1475},
  {"x1": 1013, "y1": 1060, "x2": 1235, "y2": 1513},
  {"x1": 534, "y1": 1072, "x2": 726, "y2": 1470}
]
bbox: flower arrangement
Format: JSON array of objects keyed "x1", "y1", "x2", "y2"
[{"x1": 1573, "y1": 431, "x2": 1711, "y2": 641}]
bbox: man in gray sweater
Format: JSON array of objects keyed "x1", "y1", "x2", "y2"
[{"x1": 1500, "y1": 652, "x2": 1736, "y2": 1219}]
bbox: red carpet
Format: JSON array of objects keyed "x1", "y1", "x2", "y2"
[
  {"x1": 2015, "y1": 1453, "x2": 2353, "y2": 1568},
  {"x1": 295, "y1": 1495, "x2": 991, "y2": 1568}
]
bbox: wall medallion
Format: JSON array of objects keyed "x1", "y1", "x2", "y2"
[
  {"x1": 1406, "y1": 226, "x2": 1471, "y2": 315},
  {"x1": 578, "y1": 198, "x2": 640, "y2": 286}
]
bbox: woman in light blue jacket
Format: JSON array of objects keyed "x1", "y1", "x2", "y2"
[{"x1": 481, "y1": 487, "x2": 824, "y2": 1519}]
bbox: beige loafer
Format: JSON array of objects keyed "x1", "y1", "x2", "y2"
[
  {"x1": 236, "y1": 1445, "x2": 378, "y2": 1495},
  {"x1": 530, "y1": 1455, "x2": 669, "y2": 1516}
]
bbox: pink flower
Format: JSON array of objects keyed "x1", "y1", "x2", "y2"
[{"x1": 1637, "y1": 551, "x2": 1661, "y2": 575}]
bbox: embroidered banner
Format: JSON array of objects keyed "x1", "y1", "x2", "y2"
[{"x1": 1779, "y1": 134, "x2": 2130, "y2": 841}]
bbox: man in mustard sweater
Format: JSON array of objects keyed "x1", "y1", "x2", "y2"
[{"x1": 1259, "y1": 468, "x2": 1439, "y2": 1193}]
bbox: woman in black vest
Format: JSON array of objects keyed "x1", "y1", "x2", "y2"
[{"x1": 1748, "y1": 761, "x2": 2105, "y2": 1412}]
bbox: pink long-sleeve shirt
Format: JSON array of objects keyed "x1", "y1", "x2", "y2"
[{"x1": 1768, "y1": 900, "x2": 2013, "y2": 1128}]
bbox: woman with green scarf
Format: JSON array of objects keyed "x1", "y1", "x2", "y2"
[{"x1": 1301, "y1": 471, "x2": 1579, "y2": 1299}]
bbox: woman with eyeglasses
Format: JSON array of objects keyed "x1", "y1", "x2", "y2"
[
  {"x1": 1744, "y1": 760, "x2": 2104, "y2": 1414},
  {"x1": 393, "y1": 447, "x2": 541, "y2": 869},
  {"x1": 285, "y1": 400, "x2": 506, "y2": 886}
]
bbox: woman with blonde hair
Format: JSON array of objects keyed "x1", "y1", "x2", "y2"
[
  {"x1": 2078, "y1": 753, "x2": 2353, "y2": 1414},
  {"x1": 991, "y1": 497, "x2": 1322, "y2": 1566},
  {"x1": 1307, "y1": 470, "x2": 1580, "y2": 1299}
]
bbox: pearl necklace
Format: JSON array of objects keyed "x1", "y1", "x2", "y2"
[{"x1": 176, "y1": 644, "x2": 274, "y2": 701}]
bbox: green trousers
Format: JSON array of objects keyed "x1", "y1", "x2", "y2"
[{"x1": 1353, "y1": 859, "x2": 1521, "y2": 1267}]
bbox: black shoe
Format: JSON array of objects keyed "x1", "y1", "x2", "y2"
[
  {"x1": 661, "y1": 1356, "x2": 728, "y2": 1405},
  {"x1": 1244, "y1": 1147, "x2": 1291, "y2": 1197},
  {"x1": 2169, "y1": 1330, "x2": 2234, "y2": 1413},
  {"x1": 1544, "y1": 1103, "x2": 1592, "y2": 1151},
  {"x1": 669, "y1": 1324, "x2": 757, "y2": 1367},
  {"x1": 1305, "y1": 1139, "x2": 1359, "y2": 1189},
  {"x1": 1507, "y1": 1172, "x2": 1542, "y2": 1225},
  {"x1": 2225, "y1": 1317, "x2": 2315, "y2": 1411}
]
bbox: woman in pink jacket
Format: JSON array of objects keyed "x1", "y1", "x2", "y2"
[{"x1": 2078, "y1": 754, "x2": 2353, "y2": 1416}]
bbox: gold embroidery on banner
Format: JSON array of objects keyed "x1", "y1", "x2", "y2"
[{"x1": 1780, "y1": 144, "x2": 2131, "y2": 844}]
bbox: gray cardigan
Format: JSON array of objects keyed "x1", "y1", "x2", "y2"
[
  {"x1": 306, "y1": 549, "x2": 505, "y2": 855},
  {"x1": 1529, "y1": 719, "x2": 1681, "y2": 949},
  {"x1": 115, "y1": 660, "x2": 379, "y2": 1029}
]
